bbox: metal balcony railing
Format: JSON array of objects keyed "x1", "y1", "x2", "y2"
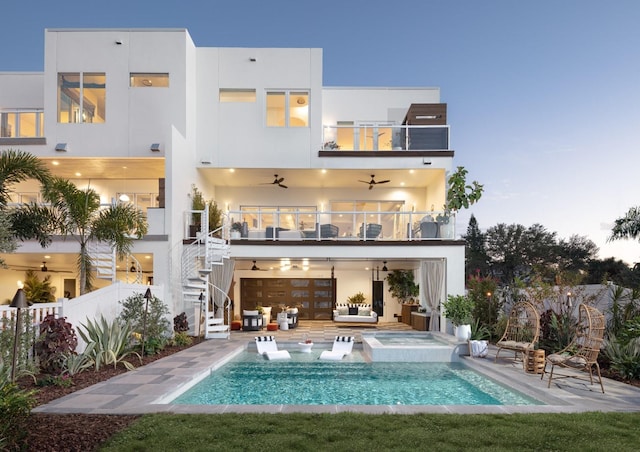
[{"x1": 321, "y1": 124, "x2": 450, "y2": 152}]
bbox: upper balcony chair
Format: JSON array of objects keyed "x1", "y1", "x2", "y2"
[
  {"x1": 320, "y1": 224, "x2": 339, "y2": 238},
  {"x1": 542, "y1": 304, "x2": 606, "y2": 393},
  {"x1": 420, "y1": 221, "x2": 439, "y2": 238},
  {"x1": 255, "y1": 336, "x2": 291, "y2": 360},
  {"x1": 242, "y1": 310, "x2": 263, "y2": 331},
  {"x1": 358, "y1": 223, "x2": 382, "y2": 240},
  {"x1": 319, "y1": 336, "x2": 355, "y2": 360},
  {"x1": 495, "y1": 301, "x2": 540, "y2": 367}
]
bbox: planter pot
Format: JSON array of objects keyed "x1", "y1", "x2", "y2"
[
  {"x1": 230, "y1": 231, "x2": 241, "y2": 239},
  {"x1": 454, "y1": 324, "x2": 471, "y2": 341}
]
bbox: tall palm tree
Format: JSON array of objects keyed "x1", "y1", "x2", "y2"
[
  {"x1": 610, "y1": 206, "x2": 640, "y2": 243},
  {"x1": 0, "y1": 149, "x2": 51, "y2": 266},
  {"x1": 0, "y1": 149, "x2": 51, "y2": 207},
  {"x1": 11, "y1": 177, "x2": 148, "y2": 294}
]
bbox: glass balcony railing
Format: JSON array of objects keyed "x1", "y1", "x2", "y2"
[
  {"x1": 321, "y1": 124, "x2": 449, "y2": 152},
  {"x1": 218, "y1": 209, "x2": 456, "y2": 242}
]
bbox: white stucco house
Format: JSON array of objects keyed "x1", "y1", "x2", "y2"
[{"x1": 0, "y1": 28, "x2": 465, "y2": 336}]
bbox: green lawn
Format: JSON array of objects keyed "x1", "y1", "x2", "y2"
[{"x1": 102, "y1": 412, "x2": 640, "y2": 451}]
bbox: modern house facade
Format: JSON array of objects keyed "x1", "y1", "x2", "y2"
[{"x1": 0, "y1": 29, "x2": 465, "y2": 335}]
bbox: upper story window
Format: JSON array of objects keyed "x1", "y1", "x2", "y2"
[
  {"x1": 57, "y1": 72, "x2": 106, "y2": 123},
  {"x1": 266, "y1": 90, "x2": 309, "y2": 127},
  {"x1": 219, "y1": 89, "x2": 256, "y2": 102},
  {"x1": 1, "y1": 110, "x2": 44, "y2": 137},
  {"x1": 130, "y1": 73, "x2": 169, "y2": 87}
]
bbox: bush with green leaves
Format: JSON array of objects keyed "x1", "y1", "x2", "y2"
[
  {"x1": 171, "y1": 331, "x2": 193, "y2": 347},
  {"x1": 442, "y1": 294, "x2": 474, "y2": 326},
  {"x1": 118, "y1": 292, "x2": 170, "y2": 355},
  {"x1": 0, "y1": 364, "x2": 35, "y2": 450},
  {"x1": 35, "y1": 314, "x2": 78, "y2": 375},
  {"x1": 78, "y1": 315, "x2": 141, "y2": 371},
  {"x1": 467, "y1": 274, "x2": 500, "y2": 338},
  {"x1": 603, "y1": 336, "x2": 640, "y2": 381},
  {"x1": 0, "y1": 311, "x2": 37, "y2": 378}
]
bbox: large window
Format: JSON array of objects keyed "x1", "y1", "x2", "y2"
[
  {"x1": 266, "y1": 90, "x2": 309, "y2": 127},
  {"x1": 130, "y1": 73, "x2": 169, "y2": 87},
  {"x1": 58, "y1": 72, "x2": 106, "y2": 123},
  {"x1": 0, "y1": 110, "x2": 43, "y2": 137}
]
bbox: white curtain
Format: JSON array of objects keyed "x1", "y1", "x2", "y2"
[
  {"x1": 210, "y1": 259, "x2": 235, "y2": 318},
  {"x1": 421, "y1": 259, "x2": 445, "y2": 331}
]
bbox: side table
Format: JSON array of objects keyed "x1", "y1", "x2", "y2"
[{"x1": 525, "y1": 349, "x2": 545, "y2": 374}]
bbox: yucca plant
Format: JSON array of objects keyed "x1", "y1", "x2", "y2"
[
  {"x1": 78, "y1": 316, "x2": 141, "y2": 371},
  {"x1": 62, "y1": 343, "x2": 96, "y2": 376}
]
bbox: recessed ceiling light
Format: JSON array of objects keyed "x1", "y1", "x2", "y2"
[
  {"x1": 44, "y1": 255, "x2": 50, "y2": 259},
  {"x1": 52, "y1": 161, "x2": 59, "y2": 166},
  {"x1": 409, "y1": 169, "x2": 414, "y2": 174},
  {"x1": 321, "y1": 169, "x2": 327, "y2": 174},
  {"x1": 145, "y1": 255, "x2": 151, "y2": 259},
  {"x1": 229, "y1": 168, "x2": 235, "y2": 173},
  {"x1": 75, "y1": 172, "x2": 81, "y2": 177},
  {"x1": 400, "y1": 182, "x2": 405, "y2": 186}
]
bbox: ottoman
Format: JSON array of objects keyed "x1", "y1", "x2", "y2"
[
  {"x1": 230, "y1": 320, "x2": 242, "y2": 331},
  {"x1": 266, "y1": 323, "x2": 279, "y2": 331}
]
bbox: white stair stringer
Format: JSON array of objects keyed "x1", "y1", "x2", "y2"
[
  {"x1": 87, "y1": 241, "x2": 116, "y2": 282},
  {"x1": 181, "y1": 232, "x2": 231, "y2": 339}
]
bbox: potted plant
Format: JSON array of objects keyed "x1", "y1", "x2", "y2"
[
  {"x1": 440, "y1": 166, "x2": 484, "y2": 238},
  {"x1": 190, "y1": 185, "x2": 206, "y2": 238},
  {"x1": 442, "y1": 294, "x2": 474, "y2": 340},
  {"x1": 230, "y1": 222, "x2": 242, "y2": 239},
  {"x1": 346, "y1": 292, "x2": 366, "y2": 304},
  {"x1": 323, "y1": 140, "x2": 340, "y2": 150},
  {"x1": 385, "y1": 270, "x2": 419, "y2": 304}
]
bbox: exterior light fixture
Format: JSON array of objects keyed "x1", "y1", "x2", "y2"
[
  {"x1": 55, "y1": 143, "x2": 68, "y2": 152},
  {"x1": 10, "y1": 288, "x2": 30, "y2": 381},
  {"x1": 150, "y1": 143, "x2": 161, "y2": 152},
  {"x1": 140, "y1": 287, "x2": 152, "y2": 356}
]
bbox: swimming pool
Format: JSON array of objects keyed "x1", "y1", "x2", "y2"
[{"x1": 171, "y1": 350, "x2": 541, "y2": 406}]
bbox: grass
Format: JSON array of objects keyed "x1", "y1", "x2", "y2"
[{"x1": 101, "y1": 412, "x2": 640, "y2": 451}]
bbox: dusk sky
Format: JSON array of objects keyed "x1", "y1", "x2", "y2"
[{"x1": 3, "y1": 0, "x2": 640, "y2": 265}]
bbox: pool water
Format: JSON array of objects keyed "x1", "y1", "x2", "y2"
[{"x1": 172, "y1": 351, "x2": 540, "y2": 406}]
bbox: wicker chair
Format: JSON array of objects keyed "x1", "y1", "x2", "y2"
[
  {"x1": 495, "y1": 301, "x2": 540, "y2": 366},
  {"x1": 542, "y1": 304, "x2": 606, "y2": 393}
]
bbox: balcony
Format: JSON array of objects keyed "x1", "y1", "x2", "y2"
[
  {"x1": 320, "y1": 124, "x2": 450, "y2": 154},
  {"x1": 187, "y1": 209, "x2": 458, "y2": 242}
]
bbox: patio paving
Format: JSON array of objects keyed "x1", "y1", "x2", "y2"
[{"x1": 33, "y1": 321, "x2": 640, "y2": 415}]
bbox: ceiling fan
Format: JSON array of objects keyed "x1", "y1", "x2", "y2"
[
  {"x1": 359, "y1": 174, "x2": 390, "y2": 190},
  {"x1": 261, "y1": 174, "x2": 287, "y2": 189},
  {"x1": 250, "y1": 260, "x2": 268, "y2": 271}
]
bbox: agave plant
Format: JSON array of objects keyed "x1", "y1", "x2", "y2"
[
  {"x1": 62, "y1": 343, "x2": 96, "y2": 376},
  {"x1": 78, "y1": 316, "x2": 141, "y2": 371}
]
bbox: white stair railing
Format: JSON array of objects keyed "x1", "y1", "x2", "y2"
[{"x1": 87, "y1": 240, "x2": 116, "y2": 282}]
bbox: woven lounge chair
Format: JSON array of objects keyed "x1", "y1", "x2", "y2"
[
  {"x1": 495, "y1": 301, "x2": 540, "y2": 366},
  {"x1": 255, "y1": 336, "x2": 291, "y2": 360},
  {"x1": 542, "y1": 304, "x2": 606, "y2": 393},
  {"x1": 319, "y1": 336, "x2": 355, "y2": 360}
]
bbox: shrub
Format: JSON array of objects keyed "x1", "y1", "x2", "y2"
[
  {"x1": 0, "y1": 311, "x2": 37, "y2": 378},
  {"x1": 171, "y1": 332, "x2": 193, "y2": 347},
  {"x1": 0, "y1": 364, "x2": 35, "y2": 450},
  {"x1": 442, "y1": 294, "x2": 474, "y2": 326},
  {"x1": 35, "y1": 314, "x2": 78, "y2": 375},
  {"x1": 78, "y1": 316, "x2": 141, "y2": 371},
  {"x1": 37, "y1": 374, "x2": 73, "y2": 388},
  {"x1": 173, "y1": 312, "x2": 189, "y2": 333},
  {"x1": 118, "y1": 292, "x2": 170, "y2": 355},
  {"x1": 62, "y1": 344, "x2": 95, "y2": 376},
  {"x1": 603, "y1": 336, "x2": 640, "y2": 381}
]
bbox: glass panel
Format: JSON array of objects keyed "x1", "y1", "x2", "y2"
[
  {"x1": 58, "y1": 73, "x2": 80, "y2": 123},
  {"x1": 266, "y1": 92, "x2": 285, "y2": 127},
  {"x1": 291, "y1": 290, "x2": 309, "y2": 298},
  {"x1": 267, "y1": 291, "x2": 286, "y2": 298},
  {"x1": 82, "y1": 73, "x2": 106, "y2": 123},
  {"x1": 219, "y1": 89, "x2": 256, "y2": 102},
  {"x1": 0, "y1": 113, "x2": 15, "y2": 137},
  {"x1": 130, "y1": 73, "x2": 169, "y2": 87},
  {"x1": 315, "y1": 290, "x2": 331, "y2": 298},
  {"x1": 290, "y1": 280, "x2": 310, "y2": 287},
  {"x1": 315, "y1": 301, "x2": 332, "y2": 309},
  {"x1": 18, "y1": 112, "x2": 37, "y2": 137},
  {"x1": 315, "y1": 280, "x2": 332, "y2": 287},
  {"x1": 336, "y1": 122, "x2": 353, "y2": 150},
  {"x1": 289, "y1": 92, "x2": 308, "y2": 127}
]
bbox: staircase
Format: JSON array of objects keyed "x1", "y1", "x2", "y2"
[
  {"x1": 182, "y1": 233, "x2": 232, "y2": 339},
  {"x1": 87, "y1": 241, "x2": 143, "y2": 283}
]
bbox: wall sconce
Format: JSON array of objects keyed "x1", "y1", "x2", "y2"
[
  {"x1": 249, "y1": 58, "x2": 256, "y2": 62},
  {"x1": 55, "y1": 143, "x2": 68, "y2": 152},
  {"x1": 150, "y1": 143, "x2": 161, "y2": 152}
]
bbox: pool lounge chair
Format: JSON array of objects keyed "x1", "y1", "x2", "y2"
[
  {"x1": 319, "y1": 336, "x2": 355, "y2": 360},
  {"x1": 255, "y1": 336, "x2": 291, "y2": 360}
]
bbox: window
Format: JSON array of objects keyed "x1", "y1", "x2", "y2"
[
  {"x1": 57, "y1": 72, "x2": 106, "y2": 123},
  {"x1": 266, "y1": 90, "x2": 309, "y2": 127},
  {"x1": 130, "y1": 73, "x2": 169, "y2": 87},
  {"x1": 0, "y1": 110, "x2": 43, "y2": 137},
  {"x1": 219, "y1": 89, "x2": 256, "y2": 102}
]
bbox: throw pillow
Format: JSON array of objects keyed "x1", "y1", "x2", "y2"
[
  {"x1": 358, "y1": 307, "x2": 371, "y2": 316},
  {"x1": 348, "y1": 307, "x2": 358, "y2": 315},
  {"x1": 337, "y1": 306, "x2": 349, "y2": 316}
]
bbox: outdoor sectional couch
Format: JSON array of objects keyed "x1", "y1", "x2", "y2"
[{"x1": 333, "y1": 304, "x2": 378, "y2": 323}]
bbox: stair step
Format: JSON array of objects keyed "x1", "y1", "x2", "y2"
[
  {"x1": 184, "y1": 283, "x2": 207, "y2": 289},
  {"x1": 206, "y1": 318, "x2": 224, "y2": 325}
]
